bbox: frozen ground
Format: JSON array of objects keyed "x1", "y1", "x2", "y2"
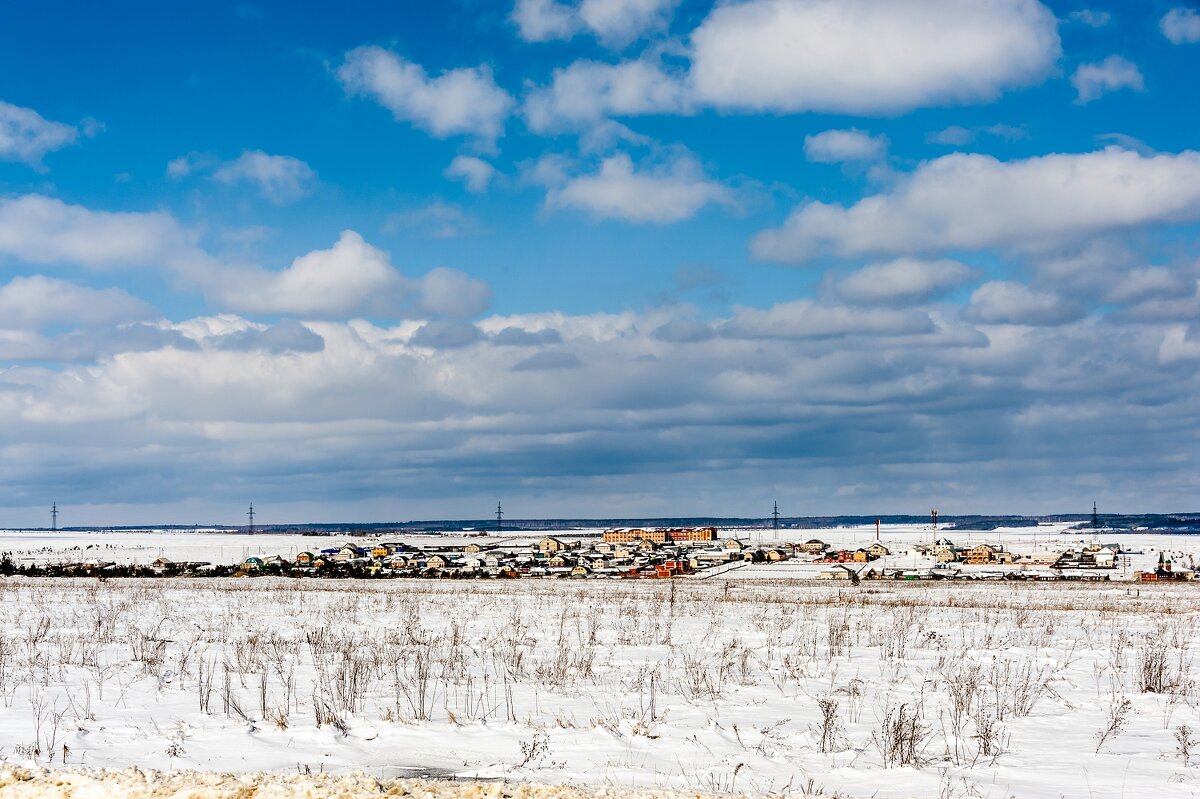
[{"x1": 0, "y1": 575, "x2": 1197, "y2": 798}]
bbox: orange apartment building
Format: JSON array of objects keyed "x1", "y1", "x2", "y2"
[{"x1": 602, "y1": 527, "x2": 719, "y2": 544}]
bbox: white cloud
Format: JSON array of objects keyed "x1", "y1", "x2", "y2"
[
  {"x1": 753, "y1": 148, "x2": 1200, "y2": 262},
  {"x1": 524, "y1": 58, "x2": 687, "y2": 132},
  {"x1": 1071, "y1": 55, "x2": 1144, "y2": 104},
  {"x1": 963, "y1": 281, "x2": 1083, "y2": 325},
  {"x1": 578, "y1": 0, "x2": 679, "y2": 46},
  {"x1": 804, "y1": 129, "x2": 888, "y2": 163},
  {"x1": 1161, "y1": 7, "x2": 1200, "y2": 44},
  {"x1": 512, "y1": 0, "x2": 578, "y2": 41},
  {"x1": 417, "y1": 266, "x2": 492, "y2": 318},
  {"x1": 834, "y1": 258, "x2": 977, "y2": 306},
  {"x1": 210, "y1": 231, "x2": 405, "y2": 317},
  {"x1": 521, "y1": 0, "x2": 1060, "y2": 132},
  {"x1": 722, "y1": 300, "x2": 935, "y2": 339},
  {"x1": 546, "y1": 152, "x2": 732, "y2": 223},
  {"x1": 212, "y1": 150, "x2": 317, "y2": 204},
  {"x1": 205, "y1": 231, "x2": 490, "y2": 319},
  {"x1": 0, "y1": 100, "x2": 79, "y2": 165},
  {"x1": 444, "y1": 156, "x2": 496, "y2": 193},
  {"x1": 1159, "y1": 325, "x2": 1200, "y2": 364},
  {"x1": 338, "y1": 46, "x2": 514, "y2": 143},
  {"x1": 927, "y1": 123, "x2": 1027, "y2": 146},
  {"x1": 689, "y1": 0, "x2": 1060, "y2": 115},
  {"x1": 1067, "y1": 9, "x2": 1110, "y2": 27},
  {"x1": 512, "y1": 0, "x2": 678, "y2": 47},
  {"x1": 0, "y1": 275, "x2": 155, "y2": 330},
  {"x1": 385, "y1": 200, "x2": 477, "y2": 239},
  {"x1": 0, "y1": 194, "x2": 199, "y2": 270}
]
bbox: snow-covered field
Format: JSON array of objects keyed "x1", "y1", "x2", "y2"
[{"x1": 0, "y1": 571, "x2": 1198, "y2": 798}]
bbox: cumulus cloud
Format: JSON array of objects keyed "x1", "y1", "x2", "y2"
[
  {"x1": 212, "y1": 150, "x2": 317, "y2": 203},
  {"x1": 1071, "y1": 55, "x2": 1144, "y2": 104},
  {"x1": 1161, "y1": 7, "x2": 1200, "y2": 44},
  {"x1": 490, "y1": 327, "x2": 563, "y2": 346},
  {"x1": 522, "y1": 0, "x2": 1060, "y2": 132},
  {"x1": 417, "y1": 266, "x2": 492, "y2": 318},
  {"x1": 512, "y1": 0, "x2": 678, "y2": 47},
  {"x1": 834, "y1": 258, "x2": 977, "y2": 306},
  {"x1": 651, "y1": 319, "x2": 715, "y2": 343},
  {"x1": 7, "y1": 291, "x2": 1200, "y2": 517},
  {"x1": 722, "y1": 300, "x2": 935, "y2": 340},
  {"x1": 524, "y1": 58, "x2": 688, "y2": 133},
  {"x1": 963, "y1": 281, "x2": 1084, "y2": 325},
  {"x1": 512, "y1": 0, "x2": 577, "y2": 41},
  {"x1": 545, "y1": 152, "x2": 733, "y2": 223},
  {"x1": 0, "y1": 275, "x2": 156, "y2": 330},
  {"x1": 338, "y1": 46, "x2": 514, "y2": 143},
  {"x1": 409, "y1": 320, "x2": 485, "y2": 349},
  {"x1": 752, "y1": 148, "x2": 1200, "y2": 263},
  {"x1": 804, "y1": 129, "x2": 888, "y2": 163},
  {"x1": 205, "y1": 231, "x2": 489, "y2": 319},
  {"x1": 511, "y1": 350, "x2": 583, "y2": 370},
  {"x1": 444, "y1": 156, "x2": 496, "y2": 193},
  {"x1": 0, "y1": 194, "x2": 200, "y2": 270},
  {"x1": 689, "y1": 0, "x2": 1060, "y2": 115},
  {"x1": 0, "y1": 100, "x2": 80, "y2": 165},
  {"x1": 211, "y1": 320, "x2": 325, "y2": 354}
]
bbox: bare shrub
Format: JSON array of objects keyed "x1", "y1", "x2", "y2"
[
  {"x1": 1094, "y1": 696, "x2": 1133, "y2": 753},
  {"x1": 873, "y1": 702, "x2": 931, "y2": 767}
]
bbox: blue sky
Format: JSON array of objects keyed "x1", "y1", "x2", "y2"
[{"x1": 1, "y1": 0, "x2": 1199, "y2": 525}]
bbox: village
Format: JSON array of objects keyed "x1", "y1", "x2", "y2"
[{"x1": 17, "y1": 524, "x2": 1197, "y2": 583}]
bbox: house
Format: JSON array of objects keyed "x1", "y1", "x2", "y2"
[
  {"x1": 929, "y1": 538, "x2": 956, "y2": 555},
  {"x1": 964, "y1": 544, "x2": 999, "y2": 564},
  {"x1": 866, "y1": 542, "x2": 891, "y2": 559},
  {"x1": 538, "y1": 537, "x2": 568, "y2": 553},
  {"x1": 852, "y1": 549, "x2": 870, "y2": 562},
  {"x1": 242, "y1": 556, "x2": 264, "y2": 571},
  {"x1": 425, "y1": 554, "x2": 449, "y2": 570},
  {"x1": 798, "y1": 539, "x2": 828, "y2": 554},
  {"x1": 150, "y1": 557, "x2": 174, "y2": 574},
  {"x1": 569, "y1": 564, "x2": 591, "y2": 578},
  {"x1": 724, "y1": 538, "x2": 745, "y2": 551},
  {"x1": 764, "y1": 548, "x2": 789, "y2": 562},
  {"x1": 547, "y1": 554, "x2": 574, "y2": 568},
  {"x1": 335, "y1": 544, "x2": 367, "y2": 562},
  {"x1": 295, "y1": 551, "x2": 315, "y2": 566},
  {"x1": 935, "y1": 548, "x2": 960, "y2": 563}
]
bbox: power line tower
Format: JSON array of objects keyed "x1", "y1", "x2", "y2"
[
  {"x1": 51, "y1": 502, "x2": 58, "y2": 532},
  {"x1": 495, "y1": 501, "x2": 503, "y2": 534},
  {"x1": 247, "y1": 502, "x2": 255, "y2": 535},
  {"x1": 771, "y1": 501, "x2": 780, "y2": 532},
  {"x1": 1092, "y1": 501, "x2": 1100, "y2": 529},
  {"x1": 930, "y1": 508, "x2": 939, "y2": 541}
]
